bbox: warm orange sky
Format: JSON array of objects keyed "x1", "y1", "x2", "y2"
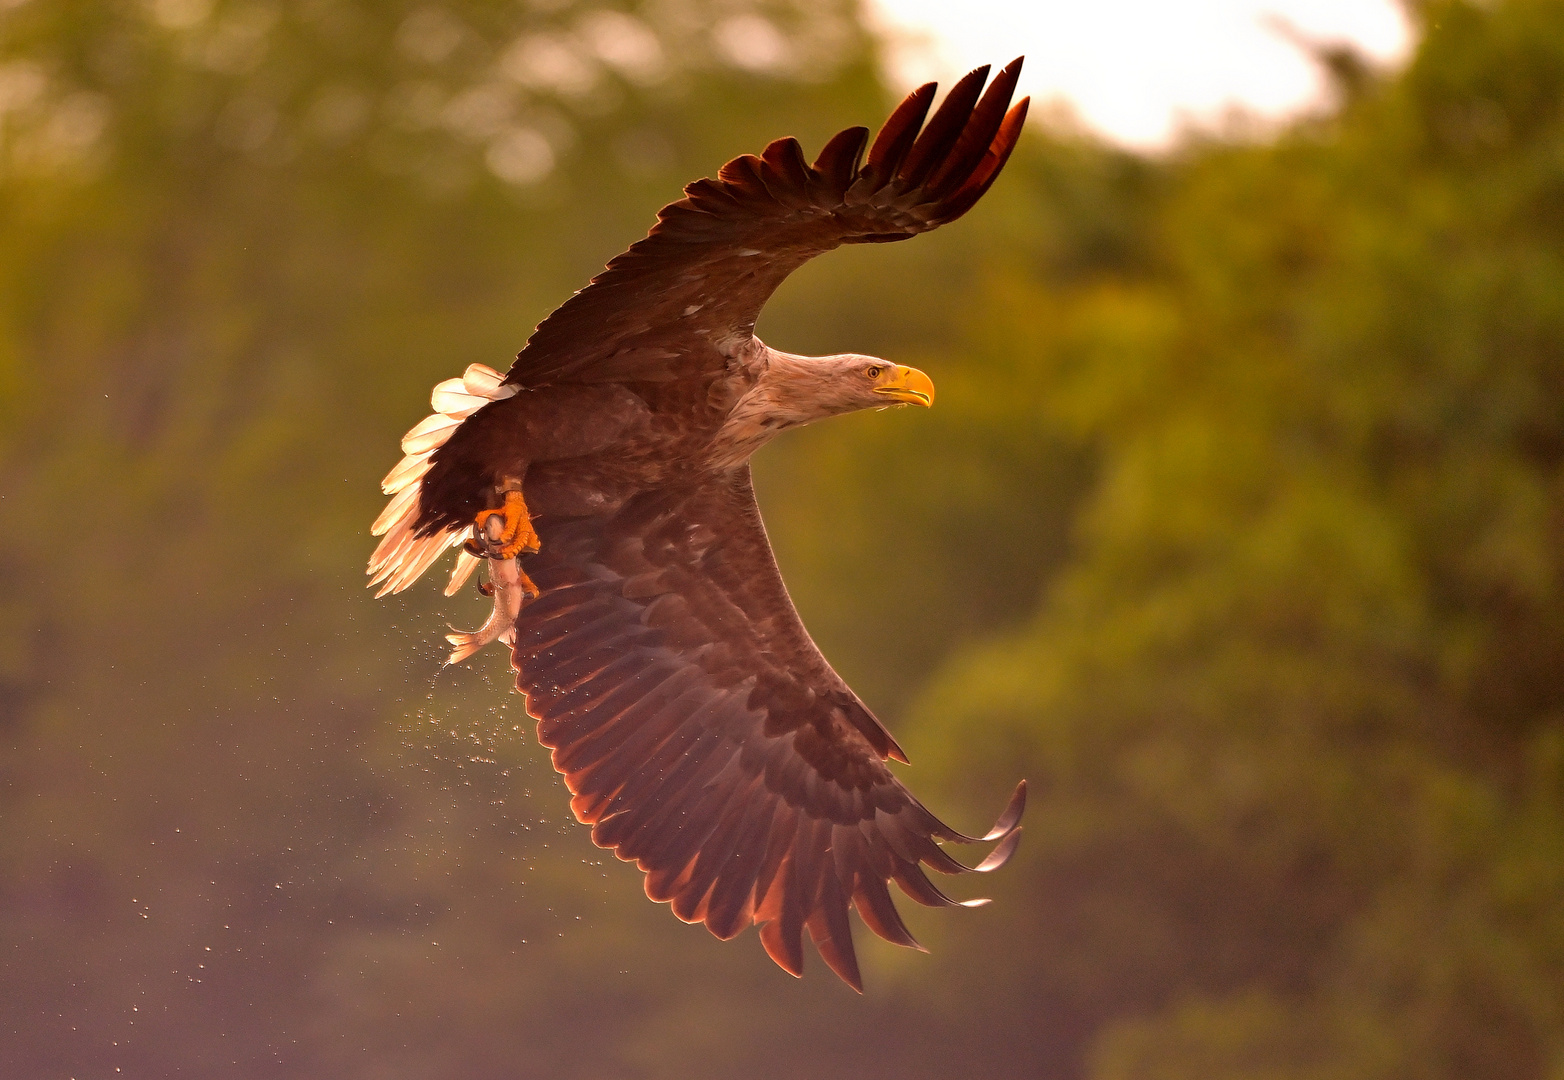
[{"x1": 866, "y1": 0, "x2": 1412, "y2": 148}]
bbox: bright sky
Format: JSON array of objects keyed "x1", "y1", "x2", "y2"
[{"x1": 863, "y1": 0, "x2": 1414, "y2": 148}]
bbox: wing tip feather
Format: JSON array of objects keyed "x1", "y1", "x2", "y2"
[{"x1": 760, "y1": 919, "x2": 805, "y2": 978}]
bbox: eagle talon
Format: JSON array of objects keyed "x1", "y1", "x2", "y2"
[
  {"x1": 472, "y1": 489, "x2": 541, "y2": 560},
  {"x1": 515, "y1": 564, "x2": 541, "y2": 600}
]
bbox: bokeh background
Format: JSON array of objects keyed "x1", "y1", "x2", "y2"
[{"x1": 3, "y1": 0, "x2": 1563, "y2": 1077}]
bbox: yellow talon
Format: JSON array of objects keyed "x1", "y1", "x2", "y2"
[
  {"x1": 515, "y1": 564, "x2": 540, "y2": 599},
  {"x1": 474, "y1": 489, "x2": 540, "y2": 560}
]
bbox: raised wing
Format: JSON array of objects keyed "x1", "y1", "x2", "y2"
[
  {"x1": 505, "y1": 59, "x2": 1030, "y2": 389},
  {"x1": 510, "y1": 470, "x2": 1025, "y2": 989}
]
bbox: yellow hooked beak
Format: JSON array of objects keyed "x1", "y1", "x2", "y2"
[{"x1": 872, "y1": 364, "x2": 936, "y2": 407}]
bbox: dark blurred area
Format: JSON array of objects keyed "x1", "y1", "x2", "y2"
[{"x1": 2, "y1": 0, "x2": 1562, "y2": 1076}]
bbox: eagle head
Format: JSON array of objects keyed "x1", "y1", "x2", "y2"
[
  {"x1": 708, "y1": 346, "x2": 936, "y2": 469},
  {"x1": 825, "y1": 353, "x2": 936, "y2": 413},
  {"x1": 762, "y1": 348, "x2": 935, "y2": 420}
]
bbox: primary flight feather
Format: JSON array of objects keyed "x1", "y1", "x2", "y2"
[{"x1": 369, "y1": 60, "x2": 1030, "y2": 991}]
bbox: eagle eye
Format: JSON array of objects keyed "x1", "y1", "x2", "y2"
[{"x1": 864, "y1": 365, "x2": 883, "y2": 379}]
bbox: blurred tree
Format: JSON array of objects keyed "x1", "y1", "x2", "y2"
[{"x1": 903, "y1": 1, "x2": 1564, "y2": 1077}]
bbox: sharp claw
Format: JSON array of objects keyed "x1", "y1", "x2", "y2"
[{"x1": 517, "y1": 568, "x2": 540, "y2": 599}]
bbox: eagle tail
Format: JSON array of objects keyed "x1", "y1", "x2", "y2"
[{"x1": 367, "y1": 364, "x2": 518, "y2": 596}]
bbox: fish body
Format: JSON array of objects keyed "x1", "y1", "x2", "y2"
[{"x1": 444, "y1": 557, "x2": 525, "y2": 664}]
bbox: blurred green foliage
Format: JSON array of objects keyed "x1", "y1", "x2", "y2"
[{"x1": 2, "y1": 0, "x2": 1562, "y2": 1078}]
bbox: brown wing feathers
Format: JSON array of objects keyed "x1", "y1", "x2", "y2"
[
  {"x1": 510, "y1": 475, "x2": 1025, "y2": 991},
  {"x1": 372, "y1": 62, "x2": 1031, "y2": 989},
  {"x1": 505, "y1": 59, "x2": 1029, "y2": 390},
  {"x1": 465, "y1": 67, "x2": 1034, "y2": 990}
]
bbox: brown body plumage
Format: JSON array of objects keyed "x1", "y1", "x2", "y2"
[{"x1": 370, "y1": 61, "x2": 1031, "y2": 990}]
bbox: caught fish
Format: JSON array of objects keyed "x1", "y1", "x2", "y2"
[{"x1": 445, "y1": 557, "x2": 529, "y2": 665}]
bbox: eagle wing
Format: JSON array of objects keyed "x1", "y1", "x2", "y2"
[
  {"x1": 505, "y1": 59, "x2": 1029, "y2": 389},
  {"x1": 512, "y1": 469, "x2": 1025, "y2": 989}
]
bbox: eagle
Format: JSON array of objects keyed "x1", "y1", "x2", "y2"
[{"x1": 368, "y1": 60, "x2": 1030, "y2": 990}]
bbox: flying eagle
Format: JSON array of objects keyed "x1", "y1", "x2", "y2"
[{"x1": 368, "y1": 61, "x2": 1029, "y2": 990}]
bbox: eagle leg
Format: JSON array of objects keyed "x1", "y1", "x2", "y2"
[{"x1": 473, "y1": 488, "x2": 541, "y2": 561}]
